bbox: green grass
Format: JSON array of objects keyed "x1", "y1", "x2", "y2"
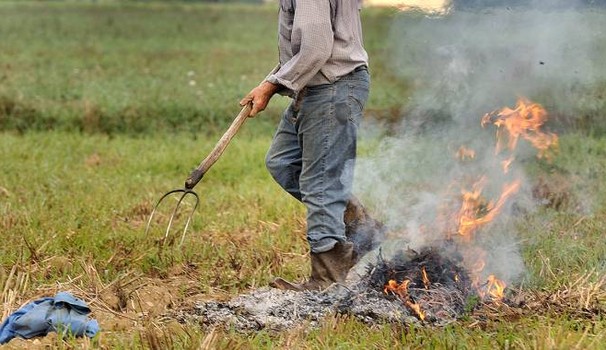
[
  {"x1": 0, "y1": 130, "x2": 304, "y2": 284},
  {"x1": 1, "y1": 2, "x2": 606, "y2": 349},
  {"x1": 0, "y1": 2, "x2": 409, "y2": 134},
  {"x1": 0, "y1": 2, "x2": 281, "y2": 133},
  {"x1": 2, "y1": 131, "x2": 606, "y2": 348}
]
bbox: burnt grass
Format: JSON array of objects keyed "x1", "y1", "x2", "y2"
[{"x1": 173, "y1": 246, "x2": 476, "y2": 332}]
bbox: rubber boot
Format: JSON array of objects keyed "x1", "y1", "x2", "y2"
[
  {"x1": 344, "y1": 196, "x2": 386, "y2": 262},
  {"x1": 270, "y1": 242, "x2": 355, "y2": 291}
]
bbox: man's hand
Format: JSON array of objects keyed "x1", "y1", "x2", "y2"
[{"x1": 240, "y1": 81, "x2": 280, "y2": 117}]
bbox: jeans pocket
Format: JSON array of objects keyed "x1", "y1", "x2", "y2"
[{"x1": 347, "y1": 82, "x2": 369, "y2": 125}]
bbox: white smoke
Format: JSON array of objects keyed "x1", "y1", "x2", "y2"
[{"x1": 355, "y1": 6, "x2": 603, "y2": 284}]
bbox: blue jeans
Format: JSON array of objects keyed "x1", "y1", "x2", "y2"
[{"x1": 266, "y1": 68, "x2": 370, "y2": 253}]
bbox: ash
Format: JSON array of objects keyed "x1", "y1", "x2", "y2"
[{"x1": 174, "y1": 246, "x2": 471, "y2": 332}]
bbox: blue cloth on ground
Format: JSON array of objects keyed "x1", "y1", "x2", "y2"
[{"x1": 0, "y1": 291, "x2": 100, "y2": 344}]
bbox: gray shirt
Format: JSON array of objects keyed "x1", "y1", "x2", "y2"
[{"x1": 265, "y1": 0, "x2": 368, "y2": 94}]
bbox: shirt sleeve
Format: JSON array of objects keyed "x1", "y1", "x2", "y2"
[
  {"x1": 264, "y1": 64, "x2": 293, "y2": 97},
  {"x1": 264, "y1": 64, "x2": 280, "y2": 82},
  {"x1": 266, "y1": 0, "x2": 334, "y2": 93}
]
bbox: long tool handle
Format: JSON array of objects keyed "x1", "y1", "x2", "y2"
[{"x1": 185, "y1": 103, "x2": 252, "y2": 189}]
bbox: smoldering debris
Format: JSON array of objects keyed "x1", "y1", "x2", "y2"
[{"x1": 172, "y1": 247, "x2": 473, "y2": 332}]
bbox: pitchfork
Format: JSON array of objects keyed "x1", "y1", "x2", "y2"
[{"x1": 145, "y1": 103, "x2": 253, "y2": 247}]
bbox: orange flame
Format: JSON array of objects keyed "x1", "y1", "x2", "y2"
[
  {"x1": 389, "y1": 98, "x2": 558, "y2": 308},
  {"x1": 452, "y1": 98, "x2": 556, "y2": 301},
  {"x1": 479, "y1": 275, "x2": 507, "y2": 302},
  {"x1": 384, "y1": 279, "x2": 410, "y2": 297},
  {"x1": 384, "y1": 279, "x2": 425, "y2": 320},
  {"x1": 482, "y1": 98, "x2": 558, "y2": 160},
  {"x1": 457, "y1": 179, "x2": 521, "y2": 240},
  {"x1": 406, "y1": 300, "x2": 426, "y2": 321},
  {"x1": 421, "y1": 267, "x2": 430, "y2": 289}
]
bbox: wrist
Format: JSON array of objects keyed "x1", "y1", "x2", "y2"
[{"x1": 261, "y1": 80, "x2": 280, "y2": 95}]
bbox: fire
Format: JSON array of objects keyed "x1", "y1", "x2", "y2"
[
  {"x1": 384, "y1": 279, "x2": 426, "y2": 320},
  {"x1": 385, "y1": 97, "x2": 557, "y2": 311},
  {"x1": 383, "y1": 279, "x2": 410, "y2": 296},
  {"x1": 454, "y1": 177, "x2": 520, "y2": 299},
  {"x1": 457, "y1": 179, "x2": 521, "y2": 240},
  {"x1": 421, "y1": 267, "x2": 430, "y2": 289},
  {"x1": 479, "y1": 275, "x2": 507, "y2": 302},
  {"x1": 450, "y1": 98, "x2": 555, "y2": 302},
  {"x1": 405, "y1": 300, "x2": 426, "y2": 321},
  {"x1": 482, "y1": 98, "x2": 559, "y2": 160}
]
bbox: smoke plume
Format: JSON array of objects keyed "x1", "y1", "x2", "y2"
[{"x1": 355, "y1": 5, "x2": 604, "y2": 284}]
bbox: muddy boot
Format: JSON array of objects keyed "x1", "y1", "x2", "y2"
[
  {"x1": 270, "y1": 242, "x2": 355, "y2": 291},
  {"x1": 344, "y1": 196, "x2": 386, "y2": 262}
]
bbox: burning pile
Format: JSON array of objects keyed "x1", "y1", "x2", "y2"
[
  {"x1": 174, "y1": 98, "x2": 558, "y2": 331},
  {"x1": 369, "y1": 245, "x2": 472, "y2": 322},
  {"x1": 371, "y1": 98, "x2": 557, "y2": 321},
  {"x1": 174, "y1": 247, "x2": 472, "y2": 332}
]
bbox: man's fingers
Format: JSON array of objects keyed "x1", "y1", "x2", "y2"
[
  {"x1": 251, "y1": 97, "x2": 269, "y2": 117},
  {"x1": 241, "y1": 83, "x2": 275, "y2": 116},
  {"x1": 239, "y1": 96, "x2": 252, "y2": 106},
  {"x1": 250, "y1": 100, "x2": 263, "y2": 117}
]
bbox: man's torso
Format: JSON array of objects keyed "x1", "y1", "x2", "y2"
[{"x1": 277, "y1": 0, "x2": 368, "y2": 87}]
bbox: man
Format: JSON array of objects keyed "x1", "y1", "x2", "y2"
[{"x1": 240, "y1": 0, "x2": 381, "y2": 291}]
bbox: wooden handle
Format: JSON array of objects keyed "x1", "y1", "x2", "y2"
[{"x1": 185, "y1": 103, "x2": 252, "y2": 189}]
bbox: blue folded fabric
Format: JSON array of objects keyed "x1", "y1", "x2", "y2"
[{"x1": 0, "y1": 291, "x2": 100, "y2": 344}]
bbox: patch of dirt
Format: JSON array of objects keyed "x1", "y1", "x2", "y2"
[
  {"x1": 85, "y1": 153, "x2": 102, "y2": 167},
  {"x1": 532, "y1": 174, "x2": 577, "y2": 211}
]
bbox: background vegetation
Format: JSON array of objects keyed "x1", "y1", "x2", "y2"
[
  {"x1": 0, "y1": 2, "x2": 408, "y2": 134},
  {"x1": 1, "y1": 2, "x2": 605, "y2": 349}
]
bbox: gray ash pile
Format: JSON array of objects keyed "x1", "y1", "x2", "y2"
[{"x1": 173, "y1": 246, "x2": 475, "y2": 332}]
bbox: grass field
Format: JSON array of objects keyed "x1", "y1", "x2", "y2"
[
  {"x1": 1, "y1": 2, "x2": 606, "y2": 349},
  {"x1": 0, "y1": 2, "x2": 409, "y2": 134}
]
